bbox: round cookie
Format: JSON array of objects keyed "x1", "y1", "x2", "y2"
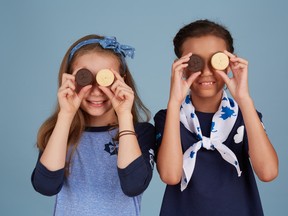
[
  {"x1": 75, "y1": 69, "x2": 94, "y2": 87},
  {"x1": 211, "y1": 52, "x2": 229, "y2": 70},
  {"x1": 96, "y1": 69, "x2": 115, "y2": 87},
  {"x1": 187, "y1": 54, "x2": 204, "y2": 72}
]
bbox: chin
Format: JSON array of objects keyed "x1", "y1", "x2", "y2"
[{"x1": 87, "y1": 107, "x2": 113, "y2": 117}]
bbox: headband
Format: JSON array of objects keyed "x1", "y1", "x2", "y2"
[{"x1": 68, "y1": 36, "x2": 135, "y2": 72}]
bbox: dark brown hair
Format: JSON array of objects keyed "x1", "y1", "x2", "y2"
[{"x1": 173, "y1": 19, "x2": 234, "y2": 58}]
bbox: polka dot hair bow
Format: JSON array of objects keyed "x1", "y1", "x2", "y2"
[
  {"x1": 68, "y1": 36, "x2": 135, "y2": 62},
  {"x1": 180, "y1": 90, "x2": 242, "y2": 191}
]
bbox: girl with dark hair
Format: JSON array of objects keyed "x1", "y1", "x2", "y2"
[{"x1": 154, "y1": 19, "x2": 278, "y2": 216}]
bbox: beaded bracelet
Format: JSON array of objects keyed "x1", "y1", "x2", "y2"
[{"x1": 118, "y1": 130, "x2": 136, "y2": 138}]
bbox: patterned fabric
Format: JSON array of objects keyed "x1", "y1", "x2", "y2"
[
  {"x1": 68, "y1": 36, "x2": 135, "y2": 62},
  {"x1": 180, "y1": 91, "x2": 242, "y2": 191}
]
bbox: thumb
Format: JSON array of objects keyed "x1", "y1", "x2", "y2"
[
  {"x1": 186, "y1": 72, "x2": 201, "y2": 87},
  {"x1": 77, "y1": 85, "x2": 92, "y2": 100},
  {"x1": 99, "y1": 86, "x2": 114, "y2": 100},
  {"x1": 216, "y1": 70, "x2": 231, "y2": 86}
]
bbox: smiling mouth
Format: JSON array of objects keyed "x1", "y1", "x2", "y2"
[
  {"x1": 90, "y1": 101, "x2": 104, "y2": 105},
  {"x1": 87, "y1": 99, "x2": 108, "y2": 106},
  {"x1": 199, "y1": 81, "x2": 215, "y2": 86}
]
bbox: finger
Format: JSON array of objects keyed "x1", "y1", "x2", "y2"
[
  {"x1": 181, "y1": 52, "x2": 193, "y2": 59},
  {"x1": 223, "y1": 50, "x2": 235, "y2": 58},
  {"x1": 230, "y1": 57, "x2": 248, "y2": 66},
  {"x1": 174, "y1": 52, "x2": 192, "y2": 62},
  {"x1": 115, "y1": 86, "x2": 134, "y2": 99},
  {"x1": 173, "y1": 63, "x2": 189, "y2": 79},
  {"x1": 232, "y1": 64, "x2": 247, "y2": 71},
  {"x1": 186, "y1": 71, "x2": 201, "y2": 87},
  {"x1": 115, "y1": 88, "x2": 134, "y2": 101},
  {"x1": 77, "y1": 85, "x2": 92, "y2": 100},
  {"x1": 172, "y1": 53, "x2": 192, "y2": 69},
  {"x1": 61, "y1": 73, "x2": 75, "y2": 85},
  {"x1": 111, "y1": 80, "x2": 132, "y2": 93},
  {"x1": 224, "y1": 51, "x2": 248, "y2": 65},
  {"x1": 59, "y1": 79, "x2": 76, "y2": 93},
  {"x1": 67, "y1": 79, "x2": 76, "y2": 91},
  {"x1": 110, "y1": 68, "x2": 124, "y2": 82},
  {"x1": 58, "y1": 88, "x2": 75, "y2": 99},
  {"x1": 215, "y1": 70, "x2": 231, "y2": 86},
  {"x1": 99, "y1": 86, "x2": 114, "y2": 100}
]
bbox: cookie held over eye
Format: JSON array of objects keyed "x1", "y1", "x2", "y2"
[
  {"x1": 75, "y1": 69, "x2": 94, "y2": 87},
  {"x1": 96, "y1": 69, "x2": 115, "y2": 87},
  {"x1": 211, "y1": 52, "x2": 229, "y2": 70},
  {"x1": 187, "y1": 54, "x2": 204, "y2": 72}
]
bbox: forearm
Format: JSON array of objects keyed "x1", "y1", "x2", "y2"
[
  {"x1": 157, "y1": 101, "x2": 183, "y2": 184},
  {"x1": 239, "y1": 97, "x2": 278, "y2": 181},
  {"x1": 31, "y1": 159, "x2": 65, "y2": 196},
  {"x1": 40, "y1": 112, "x2": 74, "y2": 171},
  {"x1": 118, "y1": 156, "x2": 151, "y2": 196},
  {"x1": 117, "y1": 112, "x2": 141, "y2": 168}
]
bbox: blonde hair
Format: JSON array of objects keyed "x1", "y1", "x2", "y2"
[{"x1": 36, "y1": 35, "x2": 150, "y2": 173}]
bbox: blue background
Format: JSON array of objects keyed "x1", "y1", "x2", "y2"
[{"x1": 1, "y1": 0, "x2": 287, "y2": 215}]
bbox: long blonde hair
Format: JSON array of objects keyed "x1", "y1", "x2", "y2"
[{"x1": 36, "y1": 35, "x2": 150, "y2": 173}]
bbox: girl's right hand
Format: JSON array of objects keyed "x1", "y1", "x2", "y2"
[
  {"x1": 58, "y1": 73, "x2": 92, "y2": 116},
  {"x1": 169, "y1": 53, "x2": 201, "y2": 105}
]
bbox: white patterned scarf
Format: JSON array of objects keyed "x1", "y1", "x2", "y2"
[{"x1": 180, "y1": 91, "x2": 242, "y2": 191}]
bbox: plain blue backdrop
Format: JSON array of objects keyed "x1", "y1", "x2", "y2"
[{"x1": 1, "y1": 0, "x2": 287, "y2": 215}]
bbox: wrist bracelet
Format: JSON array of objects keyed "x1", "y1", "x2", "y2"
[{"x1": 118, "y1": 130, "x2": 136, "y2": 138}]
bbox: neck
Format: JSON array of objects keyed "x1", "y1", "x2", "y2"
[
  {"x1": 87, "y1": 110, "x2": 118, "y2": 127},
  {"x1": 191, "y1": 92, "x2": 223, "y2": 113}
]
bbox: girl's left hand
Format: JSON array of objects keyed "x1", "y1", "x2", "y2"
[
  {"x1": 216, "y1": 50, "x2": 250, "y2": 103},
  {"x1": 99, "y1": 69, "x2": 134, "y2": 116}
]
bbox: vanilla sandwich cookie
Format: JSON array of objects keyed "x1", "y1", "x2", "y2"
[
  {"x1": 211, "y1": 52, "x2": 229, "y2": 70},
  {"x1": 96, "y1": 69, "x2": 115, "y2": 87}
]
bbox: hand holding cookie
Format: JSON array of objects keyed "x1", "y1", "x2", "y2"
[
  {"x1": 59, "y1": 72, "x2": 92, "y2": 115},
  {"x1": 98, "y1": 69, "x2": 134, "y2": 115},
  {"x1": 215, "y1": 50, "x2": 250, "y2": 103},
  {"x1": 170, "y1": 53, "x2": 201, "y2": 105}
]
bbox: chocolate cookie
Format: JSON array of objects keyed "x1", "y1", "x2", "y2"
[
  {"x1": 96, "y1": 69, "x2": 115, "y2": 87},
  {"x1": 211, "y1": 52, "x2": 229, "y2": 70},
  {"x1": 187, "y1": 54, "x2": 204, "y2": 72},
  {"x1": 75, "y1": 69, "x2": 94, "y2": 87}
]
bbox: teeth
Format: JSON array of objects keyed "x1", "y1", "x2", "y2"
[
  {"x1": 90, "y1": 101, "x2": 103, "y2": 105},
  {"x1": 202, "y1": 82, "x2": 213, "y2": 85}
]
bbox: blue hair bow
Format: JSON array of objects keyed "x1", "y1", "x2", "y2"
[
  {"x1": 68, "y1": 36, "x2": 135, "y2": 63},
  {"x1": 99, "y1": 36, "x2": 135, "y2": 59}
]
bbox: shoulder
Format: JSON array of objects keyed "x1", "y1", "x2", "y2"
[
  {"x1": 135, "y1": 121, "x2": 154, "y2": 131},
  {"x1": 134, "y1": 122, "x2": 156, "y2": 149},
  {"x1": 134, "y1": 122, "x2": 155, "y2": 138},
  {"x1": 153, "y1": 109, "x2": 167, "y2": 122}
]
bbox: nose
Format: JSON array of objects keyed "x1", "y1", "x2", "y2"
[
  {"x1": 201, "y1": 60, "x2": 214, "y2": 76},
  {"x1": 90, "y1": 83, "x2": 104, "y2": 96}
]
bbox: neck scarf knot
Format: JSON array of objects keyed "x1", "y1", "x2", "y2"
[{"x1": 180, "y1": 91, "x2": 242, "y2": 191}]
